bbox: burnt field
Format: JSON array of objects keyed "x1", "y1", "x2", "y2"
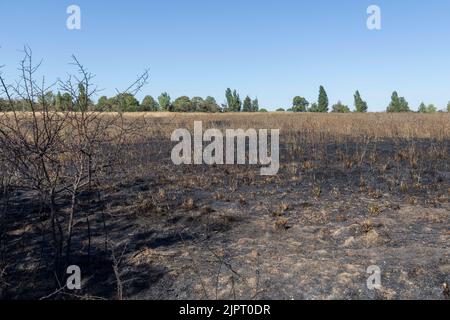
[{"x1": 0, "y1": 113, "x2": 449, "y2": 300}]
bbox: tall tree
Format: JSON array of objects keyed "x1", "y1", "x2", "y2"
[
  {"x1": 38, "y1": 91, "x2": 55, "y2": 107},
  {"x1": 204, "y1": 96, "x2": 221, "y2": 112},
  {"x1": 232, "y1": 90, "x2": 241, "y2": 112},
  {"x1": 317, "y1": 86, "x2": 329, "y2": 112},
  {"x1": 418, "y1": 102, "x2": 427, "y2": 113},
  {"x1": 292, "y1": 96, "x2": 309, "y2": 112},
  {"x1": 354, "y1": 90, "x2": 368, "y2": 112},
  {"x1": 225, "y1": 88, "x2": 241, "y2": 112},
  {"x1": 0, "y1": 98, "x2": 6, "y2": 111},
  {"x1": 141, "y1": 95, "x2": 159, "y2": 111},
  {"x1": 427, "y1": 104, "x2": 437, "y2": 113},
  {"x1": 60, "y1": 93, "x2": 73, "y2": 111},
  {"x1": 242, "y1": 96, "x2": 252, "y2": 112},
  {"x1": 76, "y1": 83, "x2": 91, "y2": 111},
  {"x1": 251, "y1": 98, "x2": 259, "y2": 112},
  {"x1": 55, "y1": 92, "x2": 62, "y2": 110},
  {"x1": 387, "y1": 91, "x2": 410, "y2": 112},
  {"x1": 191, "y1": 97, "x2": 205, "y2": 112},
  {"x1": 418, "y1": 103, "x2": 436, "y2": 113},
  {"x1": 309, "y1": 103, "x2": 319, "y2": 112},
  {"x1": 447, "y1": 102, "x2": 450, "y2": 112},
  {"x1": 96, "y1": 96, "x2": 110, "y2": 111},
  {"x1": 112, "y1": 93, "x2": 139, "y2": 112},
  {"x1": 55, "y1": 92, "x2": 73, "y2": 111},
  {"x1": 225, "y1": 88, "x2": 233, "y2": 112},
  {"x1": 172, "y1": 96, "x2": 193, "y2": 112},
  {"x1": 158, "y1": 92, "x2": 171, "y2": 111}
]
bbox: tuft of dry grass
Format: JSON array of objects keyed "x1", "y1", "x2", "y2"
[
  {"x1": 274, "y1": 218, "x2": 290, "y2": 231},
  {"x1": 182, "y1": 197, "x2": 196, "y2": 210}
]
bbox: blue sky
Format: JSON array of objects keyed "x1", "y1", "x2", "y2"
[{"x1": 1, "y1": 0, "x2": 450, "y2": 111}]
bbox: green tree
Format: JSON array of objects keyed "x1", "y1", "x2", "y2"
[
  {"x1": 204, "y1": 96, "x2": 220, "y2": 113},
  {"x1": 55, "y1": 92, "x2": 62, "y2": 110},
  {"x1": 141, "y1": 95, "x2": 159, "y2": 112},
  {"x1": 418, "y1": 102, "x2": 427, "y2": 113},
  {"x1": 387, "y1": 91, "x2": 410, "y2": 112},
  {"x1": 112, "y1": 93, "x2": 139, "y2": 112},
  {"x1": 309, "y1": 103, "x2": 319, "y2": 112},
  {"x1": 190, "y1": 96, "x2": 204, "y2": 112},
  {"x1": 242, "y1": 96, "x2": 252, "y2": 112},
  {"x1": 95, "y1": 96, "x2": 111, "y2": 111},
  {"x1": 38, "y1": 91, "x2": 55, "y2": 107},
  {"x1": 331, "y1": 101, "x2": 351, "y2": 113},
  {"x1": 0, "y1": 98, "x2": 6, "y2": 111},
  {"x1": 225, "y1": 88, "x2": 232, "y2": 112},
  {"x1": 427, "y1": 104, "x2": 437, "y2": 113},
  {"x1": 158, "y1": 92, "x2": 171, "y2": 111},
  {"x1": 76, "y1": 83, "x2": 92, "y2": 111},
  {"x1": 251, "y1": 98, "x2": 259, "y2": 112},
  {"x1": 418, "y1": 103, "x2": 436, "y2": 113},
  {"x1": 292, "y1": 96, "x2": 309, "y2": 112},
  {"x1": 60, "y1": 93, "x2": 73, "y2": 111},
  {"x1": 259, "y1": 108, "x2": 268, "y2": 112},
  {"x1": 447, "y1": 102, "x2": 450, "y2": 112},
  {"x1": 276, "y1": 108, "x2": 285, "y2": 112},
  {"x1": 55, "y1": 91, "x2": 74, "y2": 111},
  {"x1": 354, "y1": 90, "x2": 368, "y2": 112},
  {"x1": 173, "y1": 96, "x2": 193, "y2": 112},
  {"x1": 225, "y1": 88, "x2": 241, "y2": 112},
  {"x1": 317, "y1": 86, "x2": 329, "y2": 112},
  {"x1": 232, "y1": 90, "x2": 242, "y2": 112}
]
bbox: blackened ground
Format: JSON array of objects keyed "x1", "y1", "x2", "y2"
[{"x1": 0, "y1": 136, "x2": 449, "y2": 300}]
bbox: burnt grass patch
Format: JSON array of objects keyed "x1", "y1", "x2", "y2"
[{"x1": 0, "y1": 114, "x2": 449, "y2": 300}]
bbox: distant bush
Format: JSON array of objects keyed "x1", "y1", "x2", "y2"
[
  {"x1": 332, "y1": 101, "x2": 351, "y2": 113},
  {"x1": 309, "y1": 103, "x2": 319, "y2": 112},
  {"x1": 418, "y1": 103, "x2": 437, "y2": 113}
]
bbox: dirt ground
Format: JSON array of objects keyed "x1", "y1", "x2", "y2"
[{"x1": 0, "y1": 113, "x2": 449, "y2": 300}]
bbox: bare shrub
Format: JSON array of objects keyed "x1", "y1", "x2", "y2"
[{"x1": 0, "y1": 47, "x2": 149, "y2": 283}]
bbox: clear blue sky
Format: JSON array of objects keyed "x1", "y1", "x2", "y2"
[{"x1": 1, "y1": 0, "x2": 450, "y2": 111}]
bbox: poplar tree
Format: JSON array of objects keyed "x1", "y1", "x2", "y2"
[
  {"x1": 354, "y1": 90, "x2": 368, "y2": 112},
  {"x1": 317, "y1": 86, "x2": 329, "y2": 112}
]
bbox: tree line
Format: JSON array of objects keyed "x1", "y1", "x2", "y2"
[
  {"x1": 286, "y1": 87, "x2": 450, "y2": 113},
  {"x1": 1, "y1": 84, "x2": 449, "y2": 113}
]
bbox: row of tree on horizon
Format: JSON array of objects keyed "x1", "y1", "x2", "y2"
[{"x1": 1, "y1": 85, "x2": 449, "y2": 114}]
